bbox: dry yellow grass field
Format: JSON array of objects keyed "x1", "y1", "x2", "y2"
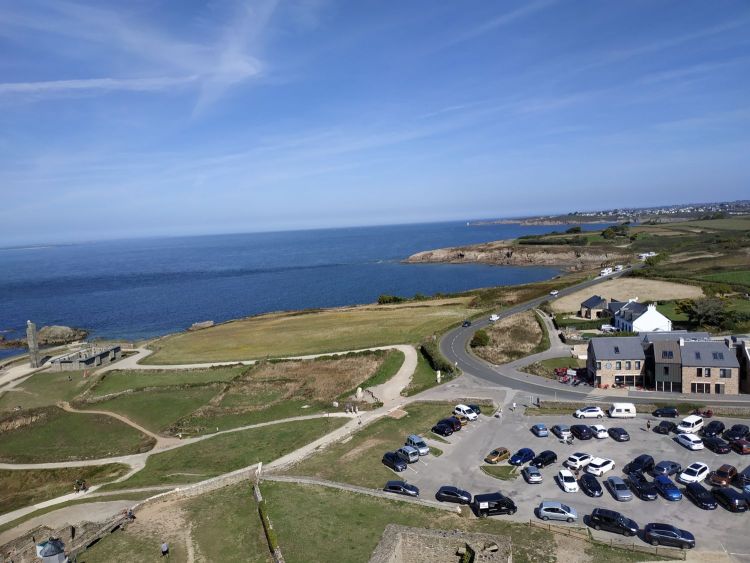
[
  {"x1": 474, "y1": 311, "x2": 544, "y2": 365},
  {"x1": 551, "y1": 278, "x2": 704, "y2": 313}
]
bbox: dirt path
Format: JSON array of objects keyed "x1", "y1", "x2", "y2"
[{"x1": 364, "y1": 345, "x2": 417, "y2": 405}]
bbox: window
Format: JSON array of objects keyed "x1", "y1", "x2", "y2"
[
  {"x1": 705, "y1": 368, "x2": 711, "y2": 377},
  {"x1": 713, "y1": 352, "x2": 724, "y2": 360},
  {"x1": 615, "y1": 361, "x2": 621, "y2": 370},
  {"x1": 614, "y1": 346, "x2": 620, "y2": 354},
  {"x1": 625, "y1": 361, "x2": 631, "y2": 370},
  {"x1": 720, "y1": 369, "x2": 731, "y2": 378},
  {"x1": 695, "y1": 351, "x2": 701, "y2": 360},
  {"x1": 691, "y1": 383, "x2": 711, "y2": 394},
  {"x1": 663, "y1": 366, "x2": 669, "y2": 376},
  {"x1": 715, "y1": 384, "x2": 725, "y2": 394},
  {"x1": 661, "y1": 350, "x2": 674, "y2": 359},
  {"x1": 596, "y1": 362, "x2": 601, "y2": 370},
  {"x1": 635, "y1": 361, "x2": 641, "y2": 369},
  {"x1": 697, "y1": 368, "x2": 703, "y2": 377}
]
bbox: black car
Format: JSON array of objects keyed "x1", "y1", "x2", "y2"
[
  {"x1": 627, "y1": 472, "x2": 658, "y2": 501},
  {"x1": 712, "y1": 487, "x2": 749, "y2": 513},
  {"x1": 467, "y1": 404, "x2": 482, "y2": 415},
  {"x1": 734, "y1": 465, "x2": 750, "y2": 488},
  {"x1": 704, "y1": 436, "x2": 731, "y2": 454},
  {"x1": 579, "y1": 473, "x2": 603, "y2": 497},
  {"x1": 531, "y1": 450, "x2": 557, "y2": 468},
  {"x1": 652, "y1": 460, "x2": 682, "y2": 477},
  {"x1": 724, "y1": 424, "x2": 749, "y2": 442},
  {"x1": 625, "y1": 454, "x2": 654, "y2": 474},
  {"x1": 609, "y1": 427, "x2": 630, "y2": 442},
  {"x1": 684, "y1": 482, "x2": 717, "y2": 510},
  {"x1": 384, "y1": 480, "x2": 419, "y2": 497},
  {"x1": 652, "y1": 407, "x2": 679, "y2": 418},
  {"x1": 462, "y1": 320, "x2": 472, "y2": 327},
  {"x1": 588, "y1": 508, "x2": 638, "y2": 537},
  {"x1": 702, "y1": 420, "x2": 725, "y2": 438},
  {"x1": 439, "y1": 417, "x2": 462, "y2": 432},
  {"x1": 436, "y1": 485, "x2": 472, "y2": 504},
  {"x1": 382, "y1": 452, "x2": 407, "y2": 472},
  {"x1": 571, "y1": 424, "x2": 593, "y2": 440},
  {"x1": 644, "y1": 523, "x2": 695, "y2": 549},
  {"x1": 431, "y1": 422, "x2": 453, "y2": 437},
  {"x1": 471, "y1": 492, "x2": 517, "y2": 517},
  {"x1": 653, "y1": 421, "x2": 677, "y2": 435}
]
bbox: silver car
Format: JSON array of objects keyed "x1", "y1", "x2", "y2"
[
  {"x1": 606, "y1": 476, "x2": 633, "y2": 501},
  {"x1": 522, "y1": 465, "x2": 543, "y2": 484},
  {"x1": 537, "y1": 501, "x2": 578, "y2": 523}
]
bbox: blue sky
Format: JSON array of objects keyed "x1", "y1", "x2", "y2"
[{"x1": 1, "y1": 0, "x2": 749, "y2": 244}]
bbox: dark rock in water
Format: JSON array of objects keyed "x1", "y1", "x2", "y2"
[{"x1": 37, "y1": 326, "x2": 88, "y2": 345}]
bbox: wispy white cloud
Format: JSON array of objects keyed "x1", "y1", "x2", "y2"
[{"x1": 0, "y1": 76, "x2": 197, "y2": 95}]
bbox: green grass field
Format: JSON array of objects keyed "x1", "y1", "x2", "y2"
[
  {"x1": 0, "y1": 464, "x2": 130, "y2": 516},
  {"x1": 144, "y1": 298, "x2": 473, "y2": 364},
  {"x1": 401, "y1": 348, "x2": 438, "y2": 396},
  {"x1": 660, "y1": 217, "x2": 750, "y2": 231},
  {"x1": 522, "y1": 356, "x2": 585, "y2": 379},
  {"x1": 480, "y1": 465, "x2": 518, "y2": 480},
  {"x1": 699, "y1": 270, "x2": 750, "y2": 287},
  {"x1": 0, "y1": 407, "x2": 154, "y2": 463},
  {"x1": 88, "y1": 366, "x2": 248, "y2": 397},
  {"x1": 104, "y1": 416, "x2": 347, "y2": 490},
  {"x1": 77, "y1": 526, "x2": 189, "y2": 563},
  {"x1": 0, "y1": 370, "x2": 92, "y2": 412}
]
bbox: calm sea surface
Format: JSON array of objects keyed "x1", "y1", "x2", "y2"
[{"x1": 0, "y1": 222, "x2": 605, "y2": 353}]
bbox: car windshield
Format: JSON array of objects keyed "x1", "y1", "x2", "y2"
[
  {"x1": 563, "y1": 475, "x2": 574, "y2": 482},
  {"x1": 615, "y1": 482, "x2": 627, "y2": 490},
  {"x1": 561, "y1": 504, "x2": 571, "y2": 512},
  {"x1": 685, "y1": 468, "x2": 698, "y2": 476}
]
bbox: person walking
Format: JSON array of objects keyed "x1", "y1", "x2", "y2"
[
  {"x1": 646, "y1": 419, "x2": 651, "y2": 432},
  {"x1": 161, "y1": 542, "x2": 169, "y2": 557}
]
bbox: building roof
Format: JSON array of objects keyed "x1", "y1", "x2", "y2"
[
  {"x1": 652, "y1": 340, "x2": 682, "y2": 364},
  {"x1": 581, "y1": 295, "x2": 608, "y2": 309},
  {"x1": 610, "y1": 300, "x2": 648, "y2": 322},
  {"x1": 641, "y1": 331, "x2": 710, "y2": 344},
  {"x1": 681, "y1": 341, "x2": 740, "y2": 368},
  {"x1": 590, "y1": 337, "x2": 645, "y2": 360}
]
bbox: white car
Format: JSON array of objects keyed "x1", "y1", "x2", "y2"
[
  {"x1": 586, "y1": 457, "x2": 615, "y2": 476},
  {"x1": 589, "y1": 425, "x2": 608, "y2": 439},
  {"x1": 453, "y1": 404, "x2": 478, "y2": 421},
  {"x1": 676, "y1": 433, "x2": 704, "y2": 451},
  {"x1": 549, "y1": 290, "x2": 559, "y2": 297},
  {"x1": 566, "y1": 452, "x2": 593, "y2": 470},
  {"x1": 489, "y1": 314, "x2": 500, "y2": 322},
  {"x1": 557, "y1": 469, "x2": 579, "y2": 493},
  {"x1": 678, "y1": 462, "x2": 710, "y2": 484},
  {"x1": 574, "y1": 406, "x2": 604, "y2": 419}
]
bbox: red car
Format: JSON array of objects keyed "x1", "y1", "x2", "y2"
[{"x1": 731, "y1": 439, "x2": 750, "y2": 455}]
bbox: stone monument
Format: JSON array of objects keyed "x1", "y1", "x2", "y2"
[{"x1": 26, "y1": 320, "x2": 41, "y2": 368}]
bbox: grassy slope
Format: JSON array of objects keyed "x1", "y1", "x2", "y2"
[
  {"x1": 105, "y1": 417, "x2": 347, "y2": 490},
  {"x1": 474, "y1": 310, "x2": 545, "y2": 365},
  {"x1": 0, "y1": 464, "x2": 130, "y2": 516},
  {"x1": 0, "y1": 407, "x2": 154, "y2": 463},
  {"x1": 77, "y1": 527, "x2": 188, "y2": 563},
  {"x1": 88, "y1": 366, "x2": 247, "y2": 396},
  {"x1": 0, "y1": 370, "x2": 92, "y2": 413},
  {"x1": 401, "y1": 348, "x2": 438, "y2": 396},
  {"x1": 144, "y1": 298, "x2": 472, "y2": 364},
  {"x1": 522, "y1": 357, "x2": 585, "y2": 379}
]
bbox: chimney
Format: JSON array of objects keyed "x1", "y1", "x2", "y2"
[{"x1": 679, "y1": 338, "x2": 684, "y2": 347}]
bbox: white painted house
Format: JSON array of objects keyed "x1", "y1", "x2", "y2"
[{"x1": 608, "y1": 299, "x2": 672, "y2": 333}]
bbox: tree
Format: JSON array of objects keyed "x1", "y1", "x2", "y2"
[
  {"x1": 470, "y1": 329, "x2": 490, "y2": 348},
  {"x1": 675, "y1": 298, "x2": 733, "y2": 328},
  {"x1": 565, "y1": 226, "x2": 582, "y2": 234}
]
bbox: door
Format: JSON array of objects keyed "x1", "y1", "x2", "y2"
[{"x1": 715, "y1": 384, "x2": 724, "y2": 394}]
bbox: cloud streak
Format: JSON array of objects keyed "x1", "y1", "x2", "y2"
[{"x1": 0, "y1": 76, "x2": 197, "y2": 95}]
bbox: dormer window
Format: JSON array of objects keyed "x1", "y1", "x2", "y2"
[{"x1": 614, "y1": 346, "x2": 620, "y2": 354}]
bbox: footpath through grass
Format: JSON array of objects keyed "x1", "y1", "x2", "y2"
[
  {"x1": 105, "y1": 416, "x2": 348, "y2": 490},
  {"x1": 87, "y1": 366, "x2": 247, "y2": 397},
  {"x1": 0, "y1": 370, "x2": 92, "y2": 413},
  {"x1": 145, "y1": 298, "x2": 472, "y2": 364},
  {"x1": 401, "y1": 348, "x2": 438, "y2": 396}
]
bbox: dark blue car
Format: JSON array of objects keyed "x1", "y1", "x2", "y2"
[
  {"x1": 654, "y1": 475, "x2": 682, "y2": 501},
  {"x1": 509, "y1": 448, "x2": 535, "y2": 466}
]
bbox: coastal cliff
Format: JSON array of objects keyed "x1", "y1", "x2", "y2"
[{"x1": 404, "y1": 241, "x2": 633, "y2": 271}]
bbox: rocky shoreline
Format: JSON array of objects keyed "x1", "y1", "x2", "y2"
[{"x1": 0, "y1": 325, "x2": 88, "y2": 349}]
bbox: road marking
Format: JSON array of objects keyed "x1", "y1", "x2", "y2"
[{"x1": 408, "y1": 466, "x2": 419, "y2": 474}]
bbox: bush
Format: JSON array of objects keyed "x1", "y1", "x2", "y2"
[
  {"x1": 420, "y1": 341, "x2": 455, "y2": 374},
  {"x1": 470, "y1": 330, "x2": 489, "y2": 348},
  {"x1": 377, "y1": 294, "x2": 405, "y2": 304},
  {"x1": 565, "y1": 225, "x2": 582, "y2": 234}
]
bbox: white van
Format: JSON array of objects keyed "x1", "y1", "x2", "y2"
[
  {"x1": 677, "y1": 415, "x2": 704, "y2": 434},
  {"x1": 453, "y1": 404, "x2": 478, "y2": 421},
  {"x1": 489, "y1": 314, "x2": 500, "y2": 322},
  {"x1": 608, "y1": 403, "x2": 636, "y2": 418}
]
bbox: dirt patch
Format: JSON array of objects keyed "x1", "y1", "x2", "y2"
[
  {"x1": 473, "y1": 311, "x2": 544, "y2": 365},
  {"x1": 338, "y1": 437, "x2": 388, "y2": 463},
  {"x1": 387, "y1": 409, "x2": 408, "y2": 419},
  {"x1": 667, "y1": 252, "x2": 723, "y2": 263},
  {"x1": 554, "y1": 533, "x2": 593, "y2": 563},
  {"x1": 125, "y1": 496, "x2": 201, "y2": 561},
  {"x1": 551, "y1": 278, "x2": 704, "y2": 313}
]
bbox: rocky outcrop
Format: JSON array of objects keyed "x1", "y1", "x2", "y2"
[
  {"x1": 188, "y1": 320, "x2": 215, "y2": 331},
  {"x1": 37, "y1": 325, "x2": 88, "y2": 345},
  {"x1": 405, "y1": 242, "x2": 633, "y2": 271}
]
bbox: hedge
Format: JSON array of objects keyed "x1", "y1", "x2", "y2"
[{"x1": 420, "y1": 341, "x2": 455, "y2": 374}]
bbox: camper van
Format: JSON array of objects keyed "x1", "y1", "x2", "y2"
[
  {"x1": 608, "y1": 403, "x2": 637, "y2": 418},
  {"x1": 600, "y1": 267, "x2": 613, "y2": 277},
  {"x1": 677, "y1": 415, "x2": 704, "y2": 434}
]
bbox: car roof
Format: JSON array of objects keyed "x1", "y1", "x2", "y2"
[
  {"x1": 607, "y1": 475, "x2": 625, "y2": 483},
  {"x1": 540, "y1": 500, "x2": 563, "y2": 509},
  {"x1": 525, "y1": 465, "x2": 540, "y2": 472},
  {"x1": 386, "y1": 480, "x2": 406, "y2": 487},
  {"x1": 439, "y1": 485, "x2": 458, "y2": 492},
  {"x1": 474, "y1": 492, "x2": 506, "y2": 502},
  {"x1": 648, "y1": 523, "x2": 677, "y2": 531},
  {"x1": 686, "y1": 462, "x2": 707, "y2": 469},
  {"x1": 407, "y1": 434, "x2": 422, "y2": 440},
  {"x1": 655, "y1": 475, "x2": 672, "y2": 483}
]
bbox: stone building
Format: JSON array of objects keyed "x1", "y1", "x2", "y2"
[
  {"x1": 49, "y1": 345, "x2": 121, "y2": 372},
  {"x1": 587, "y1": 336, "x2": 645, "y2": 388},
  {"x1": 650, "y1": 339, "x2": 683, "y2": 393},
  {"x1": 579, "y1": 295, "x2": 608, "y2": 319},
  {"x1": 680, "y1": 340, "x2": 739, "y2": 395}
]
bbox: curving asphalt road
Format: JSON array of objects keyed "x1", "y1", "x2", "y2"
[{"x1": 440, "y1": 270, "x2": 750, "y2": 407}]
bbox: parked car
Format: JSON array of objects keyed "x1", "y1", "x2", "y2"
[
  {"x1": 441, "y1": 417, "x2": 462, "y2": 432},
  {"x1": 435, "y1": 486, "x2": 472, "y2": 504},
  {"x1": 396, "y1": 446, "x2": 420, "y2": 464},
  {"x1": 733, "y1": 465, "x2": 750, "y2": 488},
  {"x1": 431, "y1": 422, "x2": 453, "y2": 437},
  {"x1": 531, "y1": 450, "x2": 558, "y2": 468},
  {"x1": 588, "y1": 508, "x2": 638, "y2": 537},
  {"x1": 683, "y1": 482, "x2": 717, "y2": 510},
  {"x1": 454, "y1": 413, "x2": 469, "y2": 426},
  {"x1": 549, "y1": 289, "x2": 559, "y2": 297},
  {"x1": 405, "y1": 434, "x2": 430, "y2": 456},
  {"x1": 627, "y1": 471, "x2": 657, "y2": 501},
  {"x1": 643, "y1": 523, "x2": 695, "y2": 549},
  {"x1": 467, "y1": 404, "x2": 482, "y2": 415},
  {"x1": 522, "y1": 465, "x2": 543, "y2": 483},
  {"x1": 574, "y1": 406, "x2": 604, "y2": 419},
  {"x1": 606, "y1": 476, "x2": 633, "y2": 502},
  {"x1": 566, "y1": 452, "x2": 593, "y2": 470},
  {"x1": 531, "y1": 423, "x2": 549, "y2": 437},
  {"x1": 382, "y1": 452, "x2": 407, "y2": 472},
  {"x1": 652, "y1": 407, "x2": 679, "y2": 418},
  {"x1": 703, "y1": 436, "x2": 731, "y2": 454},
  {"x1": 537, "y1": 501, "x2": 577, "y2": 523},
  {"x1": 654, "y1": 475, "x2": 682, "y2": 501},
  {"x1": 624, "y1": 454, "x2": 654, "y2": 474},
  {"x1": 712, "y1": 487, "x2": 749, "y2": 512},
  {"x1": 678, "y1": 462, "x2": 709, "y2": 484},
  {"x1": 579, "y1": 473, "x2": 603, "y2": 497},
  {"x1": 608, "y1": 427, "x2": 630, "y2": 442},
  {"x1": 471, "y1": 492, "x2": 517, "y2": 517},
  {"x1": 484, "y1": 447, "x2": 510, "y2": 464},
  {"x1": 509, "y1": 448, "x2": 535, "y2": 466},
  {"x1": 676, "y1": 433, "x2": 704, "y2": 451},
  {"x1": 383, "y1": 480, "x2": 419, "y2": 497},
  {"x1": 586, "y1": 457, "x2": 615, "y2": 476},
  {"x1": 708, "y1": 465, "x2": 737, "y2": 487},
  {"x1": 558, "y1": 469, "x2": 580, "y2": 493},
  {"x1": 589, "y1": 424, "x2": 608, "y2": 439},
  {"x1": 731, "y1": 439, "x2": 750, "y2": 455},
  {"x1": 653, "y1": 421, "x2": 677, "y2": 435},
  {"x1": 724, "y1": 424, "x2": 750, "y2": 442},
  {"x1": 489, "y1": 314, "x2": 500, "y2": 322},
  {"x1": 461, "y1": 320, "x2": 472, "y2": 327},
  {"x1": 454, "y1": 404, "x2": 478, "y2": 421},
  {"x1": 570, "y1": 425, "x2": 593, "y2": 440},
  {"x1": 677, "y1": 415, "x2": 704, "y2": 434},
  {"x1": 702, "y1": 420, "x2": 725, "y2": 438},
  {"x1": 652, "y1": 460, "x2": 682, "y2": 477},
  {"x1": 551, "y1": 424, "x2": 572, "y2": 440}
]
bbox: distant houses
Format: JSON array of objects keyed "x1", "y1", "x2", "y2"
[{"x1": 577, "y1": 295, "x2": 672, "y2": 333}]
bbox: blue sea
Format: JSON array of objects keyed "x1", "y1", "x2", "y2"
[{"x1": 0, "y1": 221, "x2": 605, "y2": 356}]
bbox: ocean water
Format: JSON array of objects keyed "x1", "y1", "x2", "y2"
[{"x1": 0, "y1": 221, "x2": 604, "y2": 347}]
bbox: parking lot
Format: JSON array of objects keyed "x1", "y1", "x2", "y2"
[{"x1": 393, "y1": 407, "x2": 750, "y2": 560}]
